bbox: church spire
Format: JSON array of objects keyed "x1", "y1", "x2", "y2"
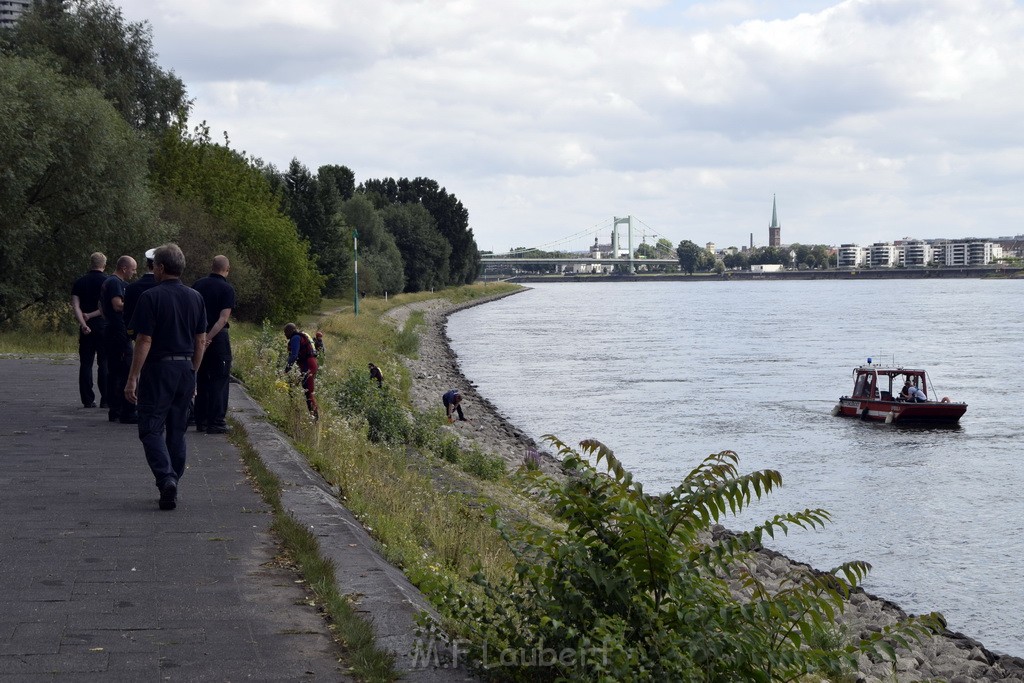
[{"x1": 768, "y1": 194, "x2": 781, "y2": 247}]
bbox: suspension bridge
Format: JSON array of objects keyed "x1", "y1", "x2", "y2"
[{"x1": 480, "y1": 215, "x2": 679, "y2": 273}]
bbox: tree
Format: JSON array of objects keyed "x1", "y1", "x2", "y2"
[
  {"x1": 677, "y1": 240, "x2": 710, "y2": 275},
  {"x1": 339, "y1": 195, "x2": 404, "y2": 296},
  {"x1": 281, "y1": 159, "x2": 349, "y2": 295},
  {"x1": 380, "y1": 203, "x2": 451, "y2": 292},
  {"x1": 2, "y1": 0, "x2": 189, "y2": 135},
  {"x1": 634, "y1": 242, "x2": 659, "y2": 259},
  {"x1": 0, "y1": 55, "x2": 160, "y2": 324},
  {"x1": 723, "y1": 250, "x2": 749, "y2": 270},
  {"x1": 318, "y1": 164, "x2": 355, "y2": 202},
  {"x1": 150, "y1": 123, "x2": 322, "y2": 321},
  {"x1": 360, "y1": 177, "x2": 479, "y2": 285}
]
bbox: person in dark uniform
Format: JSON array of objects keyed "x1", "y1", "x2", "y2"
[
  {"x1": 283, "y1": 323, "x2": 319, "y2": 420},
  {"x1": 124, "y1": 248, "x2": 158, "y2": 339},
  {"x1": 192, "y1": 255, "x2": 236, "y2": 434},
  {"x1": 70, "y1": 252, "x2": 109, "y2": 408},
  {"x1": 368, "y1": 362, "x2": 384, "y2": 387},
  {"x1": 443, "y1": 389, "x2": 467, "y2": 422},
  {"x1": 99, "y1": 255, "x2": 138, "y2": 423},
  {"x1": 125, "y1": 244, "x2": 207, "y2": 511}
]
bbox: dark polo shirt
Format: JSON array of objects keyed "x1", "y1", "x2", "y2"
[
  {"x1": 71, "y1": 270, "x2": 108, "y2": 322},
  {"x1": 192, "y1": 273, "x2": 235, "y2": 339},
  {"x1": 129, "y1": 279, "x2": 206, "y2": 360},
  {"x1": 124, "y1": 272, "x2": 156, "y2": 338},
  {"x1": 99, "y1": 275, "x2": 128, "y2": 338}
]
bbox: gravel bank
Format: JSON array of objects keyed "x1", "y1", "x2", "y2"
[{"x1": 388, "y1": 292, "x2": 1024, "y2": 682}]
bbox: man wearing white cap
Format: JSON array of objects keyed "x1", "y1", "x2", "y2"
[{"x1": 124, "y1": 248, "x2": 158, "y2": 340}]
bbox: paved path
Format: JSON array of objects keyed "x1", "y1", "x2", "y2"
[{"x1": 0, "y1": 357, "x2": 347, "y2": 680}]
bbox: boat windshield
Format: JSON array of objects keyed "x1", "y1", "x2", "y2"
[{"x1": 852, "y1": 367, "x2": 928, "y2": 400}]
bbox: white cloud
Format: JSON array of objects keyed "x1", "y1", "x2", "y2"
[{"x1": 115, "y1": 0, "x2": 1024, "y2": 249}]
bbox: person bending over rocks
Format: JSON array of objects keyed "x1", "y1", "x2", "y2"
[{"x1": 443, "y1": 389, "x2": 468, "y2": 423}]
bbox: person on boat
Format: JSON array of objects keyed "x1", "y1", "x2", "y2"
[
  {"x1": 908, "y1": 385, "x2": 928, "y2": 402},
  {"x1": 900, "y1": 379, "x2": 914, "y2": 400}
]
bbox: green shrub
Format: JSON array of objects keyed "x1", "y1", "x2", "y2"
[
  {"x1": 394, "y1": 311, "x2": 424, "y2": 357},
  {"x1": 459, "y1": 446, "x2": 506, "y2": 481},
  {"x1": 411, "y1": 407, "x2": 445, "y2": 450},
  {"x1": 434, "y1": 435, "x2": 460, "y2": 464},
  {"x1": 335, "y1": 366, "x2": 409, "y2": 444},
  {"x1": 431, "y1": 437, "x2": 943, "y2": 682}
]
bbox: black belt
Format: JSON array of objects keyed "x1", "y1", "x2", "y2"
[{"x1": 160, "y1": 355, "x2": 192, "y2": 361}]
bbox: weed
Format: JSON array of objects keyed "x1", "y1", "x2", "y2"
[
  {"x1": 459, "y1": 446, "x2": 506, "y2": 481},
  {"x1": 434, "y1": 435, "x2": 460, "y2": 464},
  {"x1": 394, "y1": 311, "x2": 423, "y2": 357}
]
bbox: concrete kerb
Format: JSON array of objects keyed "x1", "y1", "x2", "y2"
[{"x1": 227, "y1": 383, "x2": 474, "y2": 681}]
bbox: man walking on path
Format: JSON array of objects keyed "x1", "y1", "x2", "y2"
[
  {"x1": 192, "y1": 255, "x2": 235, "y2": 434},
  {"x1": 70, "y1": 252, "x2": 108, "y2": 408},
  {"x1": 125, "y1": 244, "x2": 207, "y2": 511},
  {"x1": 0, "y1": 358, "x2": 347, "y2": 679},
  {"x1": 99, "y1": 255, "x2": 138, "y2": 423}
]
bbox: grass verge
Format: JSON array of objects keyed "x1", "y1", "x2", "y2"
[
  {"x1": 229, "y1": 283, "x2": 547, "y2": 611},
  {"x1": 228, "y1": 419, "x2": 398, "y2": 682}
]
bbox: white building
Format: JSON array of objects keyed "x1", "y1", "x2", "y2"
[
  {"x1": 750, "y1": 264, "x2": 783, "y2": 273},
  {"x1": 837, "y1": 244, "x2": 866, "y2": 268},
  {"x1": 837, "y1": 239, "x2": 1000, "y2": 268},
  {"x1": 0, "y1": 0, "x2": 29, "y2": 28},
  {"x1": 867, "y1": 242, "x2": 898, "y2": 267},
  {"x1": 932, "y1": 240, "x2": 997, "y2": 266},
  {"x1": 899, "y1": 240, "x2": 932, "y2": 267}
]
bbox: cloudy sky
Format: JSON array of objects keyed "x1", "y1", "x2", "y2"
[{"x1": 114, "y1": 0, "x2": 1024, "y2": 253}]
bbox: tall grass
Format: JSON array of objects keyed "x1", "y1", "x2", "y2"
[
  {"x1": 0, "y1": 309, "x2": 78, "y2": 355},
  {"x1": 230, "y1": 284, "x2": 534, "y2": 599}
]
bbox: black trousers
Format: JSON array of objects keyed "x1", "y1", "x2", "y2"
[
  {"x1": 77, "y1": 321, "x2": 107, "y2": 407},
  {"x1": 195, "y1": 333, "x2": 231, "y2": 429},
  {"x1": 138, "y1": 360, "x2": 194, "y2": 489},
  {"x1": 103, "y1": 333, "x2": 134, "y2": 421}
]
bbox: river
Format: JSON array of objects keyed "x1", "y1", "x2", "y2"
[{"x1": 447, "y1": 279, "x2": 1024, "y2": 656}]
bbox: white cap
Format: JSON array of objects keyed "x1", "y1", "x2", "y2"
[{"x1": 145, "y1": 248, "x2": 157, "y2": 260}]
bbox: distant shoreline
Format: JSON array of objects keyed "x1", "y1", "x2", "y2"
[{"x1": 502, "y1": 266, "x2": 1024, "y2": 283}]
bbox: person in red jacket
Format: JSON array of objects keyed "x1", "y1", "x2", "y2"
[{"x1": 284, "y1": 323, "x2": 319, "y2": 420}]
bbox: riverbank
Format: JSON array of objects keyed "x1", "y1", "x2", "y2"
[
  {"x1": 505, "y1": 265, "x2": 1024, "y2": 283},
  {"x1": 393, "y1": 290, "x2": 1024, "y2": 682}
]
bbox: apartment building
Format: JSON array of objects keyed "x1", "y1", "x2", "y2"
[
  {"x1": 0, "y1": 0, "x2": 29, "y2": 28},
  {"x1": 837, "y1": 239, "x2": 1001, "y2": 268},
  {"x1": 899, "y1": 240, "x2": 932, "y2": 267}
]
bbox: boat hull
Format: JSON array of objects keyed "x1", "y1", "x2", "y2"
[{"x1": 833, "y1": 398, "x2": 967, "y2": 424}]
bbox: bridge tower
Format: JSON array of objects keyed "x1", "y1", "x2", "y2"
[{"x1": 612, "y1": 215, "x2": 636, "y2": 273}]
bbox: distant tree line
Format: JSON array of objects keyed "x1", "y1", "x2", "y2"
[
  {"x1": 0, "y1": 0, "x2": 478, "y2": 326},
  {"x1": 676, "y1": 240, "x2": 836, "y2": 275}
]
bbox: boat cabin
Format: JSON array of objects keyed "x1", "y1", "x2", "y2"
[{"x1": 851, "y1": 365, "x2": 928, "y2": 401}]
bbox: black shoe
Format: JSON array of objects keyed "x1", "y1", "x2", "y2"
[
  {"x1": 205, "y1": 426, "x2": 228, "y2": 434},
  {"x1": 159, "y1": 479, "x2": 177, "y2": 510},
  {"x1": 84, "y1": 402, "x2": 96, "y2": 408},
  {"x1": 99, "y1": 401, "x2": 108, "y2": 409},
  {"x1": 195, "y1": 423, "x2": 207, "y2": 432},
  {"x1": 108, "y1": 413, "x2": 119, "y2": 422}
]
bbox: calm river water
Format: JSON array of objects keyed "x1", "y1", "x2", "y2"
[{"x1": 447, "y1": 279, "x2": 1024, "y2": 656}]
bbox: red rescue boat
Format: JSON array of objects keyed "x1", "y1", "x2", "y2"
[{"x1": 831, "y1": 360, "x2": 967, "y2": 425}]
